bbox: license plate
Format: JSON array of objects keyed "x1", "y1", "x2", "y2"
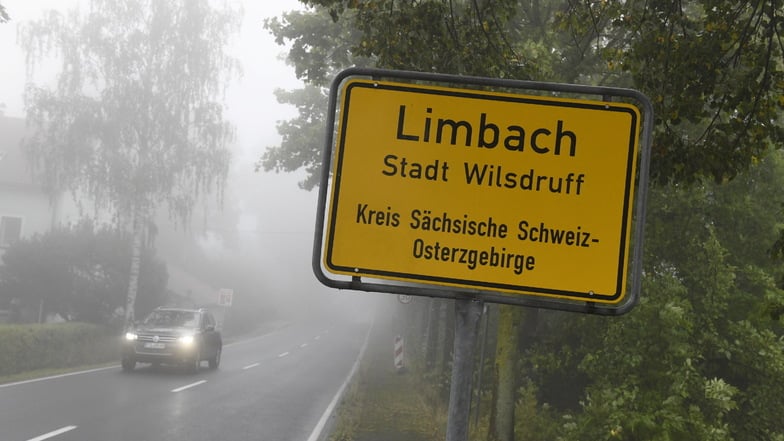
[{"x1": 144, "y1": 342, "x2": 166, "y2": 349}]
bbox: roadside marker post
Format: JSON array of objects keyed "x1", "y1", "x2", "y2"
[{"x1": 394, "y1": 335, "x2": 405, "y2": 372}]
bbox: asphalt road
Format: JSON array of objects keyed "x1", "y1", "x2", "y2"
[{"x1": 0, "y1": 317, "x2": 371, "y2": 441}]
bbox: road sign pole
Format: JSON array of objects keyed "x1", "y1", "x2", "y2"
[{"x1": 446, "y1": 297, "x2": 484, "y2": 441}]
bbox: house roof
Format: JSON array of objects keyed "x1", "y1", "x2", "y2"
[{"x1": 0, "y1": 115, "x2": 38, "y2": 189}]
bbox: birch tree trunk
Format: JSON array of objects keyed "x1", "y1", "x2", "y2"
[{"x1": 123, "y1": 210, "x2": 144, "y2": 329}]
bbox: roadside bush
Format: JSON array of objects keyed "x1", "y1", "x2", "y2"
[
  {"x1": 0, "y1": 322, "x2": 118, "y2": 377},
  {"x1": 0, "y1": 220, "x2": 167, "y2": 324}
]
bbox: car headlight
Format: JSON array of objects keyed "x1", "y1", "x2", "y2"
[
  {"x1": 125, "y1": 332, "x2": 138, "y2": 341},
  {"x1": 179, "y1": 334, "x2": 195, "y2": 345}
]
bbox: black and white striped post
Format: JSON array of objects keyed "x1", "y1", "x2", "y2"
[{"x1": 394, "y1": 335, "x2": 404, "y2": 372}]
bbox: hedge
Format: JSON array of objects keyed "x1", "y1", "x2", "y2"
[{"x1": 0, "y1": 322, "x2": 120, "y2": 377}]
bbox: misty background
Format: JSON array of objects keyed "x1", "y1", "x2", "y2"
[{"x1": 0, "y1": 0, "x2": 373, "y2": 327}]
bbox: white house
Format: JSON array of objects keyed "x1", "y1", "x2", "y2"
[{"x1": 0, "y1": 114, "x2": 65, "y2": 259}]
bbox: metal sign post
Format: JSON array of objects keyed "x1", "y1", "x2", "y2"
[{"x1": 446, "y1": 298, "x2": 484, "y2": 441}]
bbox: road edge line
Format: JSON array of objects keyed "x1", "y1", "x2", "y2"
[
  {"x1": 0, "y1": 365, "x2": 117, "y2": 389},
  {"x1": 305, "y1": 320, "x2": 373, "y2": 441},
  {"x1": 26, "y1": 425, "x2": 77, "y2": 441}
]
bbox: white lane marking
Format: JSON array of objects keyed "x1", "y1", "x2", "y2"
[
  {"x1": 27, "y1": 425, "x2": 77, "y2": 441},
  {"x1": 278, "y1": 351, "x2": 290, "y2": 358},
  {"x1": 171, "y1": 380, "x2": 207, "y2": 392},
  {"x1": 314, "y1": 335, "x2": 321, "y2": 341},
  {"x1": 300, "y1": 343, "x2": 308, "y2": 348},
  {"x1": 242, "y1": 363, "x2": 260, "y2": 370},
  {"x1": 0, "y1": 366, "x2": 117, "y2": 389},
  {"x1": 306, "y1": 324, "x2": 372, "y2": 441}
]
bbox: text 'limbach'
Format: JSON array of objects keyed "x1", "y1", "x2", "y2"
[{"x1": 395, "y1": 105, "x2": 577, "y2": 156}]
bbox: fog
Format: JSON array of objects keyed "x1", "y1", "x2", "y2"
[{"x1": 0, "y1": 0, "x2": 382, "y2": 328}]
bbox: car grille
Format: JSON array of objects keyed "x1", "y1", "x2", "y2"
[
  {"x1": 134, "y1": 333, "x2": 180, "y2": 355},
  {"x1": 136, "y1": 334, "x2": 178, "y2": 343}
]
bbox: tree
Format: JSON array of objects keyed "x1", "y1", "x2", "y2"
[
  {"x1": 19, "y1": 0, "x2": 241, "y2": 327},
  {"x1": 488, "y1": 306, "x2": 521, "y2": 441},
  {"x1": 512, "y1": 152, "x2": 784, "y2": 440},
  {"x1": 267, "y1": 0, "x2": 784, "y2": 187},
  {"x1": 0, "y1": 221, "x2": 167, "y2": 325},
  {"x1": 259, "y1": 6, "x2": 372, "y2": 189},
  {"x1": 260, "y1": 1, "x2": 545, "y2": 188},
  {"x1": 601, "y1": 0, "x2": 784, "y2": 184}
]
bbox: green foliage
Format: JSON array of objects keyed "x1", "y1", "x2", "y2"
[
  {"x1": 267, "y1": 0, "x2": 784, "y2": 188},
  {"x1": 265, "y1": 7, "x2": 369, "y2": 87},
  {"x1": 0, "y1": 221, "x2": 167, "y2": 324},
  {"x1": 558, "y1": 0, "x2": 784, "y2": 184},
  {"x1": 513, "y1": 380, "x2": 562, "y2": 441},
  {"x1": 257, "y1": 86, "x2": 331, "y2": 190},
  {"x1": 518, "y1": 155, "x2": 784, "y2": 441},
  {"x1": 563, "y1": 276, "x2": 723, "y2": 441},
  {"x1": 0, "y1": 322, "x2": 119, "y2": 376},
  {"x1": 259, "y1": 6, "x2": 373, "y2": 189},
  {"x1": 260, "y1": 0, "x2": 544, "y2": 188}
]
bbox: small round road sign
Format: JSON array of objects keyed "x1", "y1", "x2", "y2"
[{"x1": 398, "y1": 295, "x2": 413, "y2": 304}]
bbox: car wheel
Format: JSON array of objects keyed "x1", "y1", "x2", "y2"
[
  {"x1": 208, "y1": 347, "x2": 221, "y2": 369},
  {"x1": 188, "y1": 348, "x2": 201, "y2": 374},
  {"x1": 121, "y1": 357, "x2": 136, "y2": 372}
]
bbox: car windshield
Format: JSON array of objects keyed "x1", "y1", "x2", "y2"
[{"x1": 142, "y1": 310, "x2": 199, "y2": 328}]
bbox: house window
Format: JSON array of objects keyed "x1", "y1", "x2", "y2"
[{"x1": 0, "y1": 216, "x2": 22, "y2": 247}]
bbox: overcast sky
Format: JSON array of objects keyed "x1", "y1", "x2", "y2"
[{"x1": 0, "y1": 0, "x2": 317, "y2": 232}]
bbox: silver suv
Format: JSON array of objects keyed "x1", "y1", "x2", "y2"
[{"x1": 121, "y1": 307, "x2": 222, "y2": 373}]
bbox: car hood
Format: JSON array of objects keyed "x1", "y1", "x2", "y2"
[{"x1": 134, "y1": 326, "x2": 197, "y2": 336}]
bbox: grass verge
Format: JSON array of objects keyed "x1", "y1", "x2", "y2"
[{"x1": 327, "y1": 311, "x2": 447, "y2": 441}]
